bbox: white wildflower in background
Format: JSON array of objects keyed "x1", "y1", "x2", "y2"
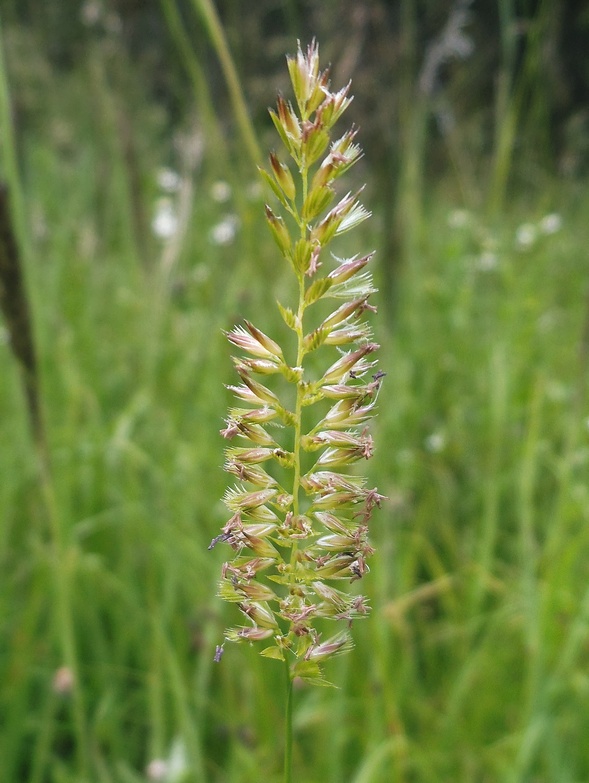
[
  {"x1": 209, "y1": 214, "x2": 240, "y2": 246},
  {"x1": 539, "y1": 212, "x2": 562, "y2": 235},
  {"x1": 52, "y1": 666, "x2": 75, "y2": 696},
  {"x1": 477, "y1": 250, "x2": 498, "y2": 271},
  {"x1": 515, "y1": 222, "x2": 537, "y2": 250},
  {"x1": 425, "y1": 432, "x2": 446, "y2": 453},
  {"x1": 145, "y1": 738, "x2": 188, "y2": 783},
  {"x1": 447, "y1": 208, "x2": 471, "y2": 229},
  {"x1": 80, "y1": 0, "x2": 102, "y2": 26},
  {"x1": 152, "y1": 198, "x2": 178, "y2": 240},
  {"x1": 166, "y1": 738, "x2": 188, "y2": 782},
  {"x1": 145, "y1": 759, "x2": 168, "y2": 781},
  {"x1": 210, "y1": 180, "x2": 232, "y2": 203},
  {"x1": 246, "y1": 181, "x2": 263, "y2": 201},
  {"x1": 157, "y1": 167, "x2": 182, "y2": 193}
]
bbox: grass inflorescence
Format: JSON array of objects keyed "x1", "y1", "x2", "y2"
[
  {"x1": 214, "y1": 40, "x2": 383, "y2": 683},
  {"x1": 212, "y1": 41, "x2": 384, "y2": 778}
]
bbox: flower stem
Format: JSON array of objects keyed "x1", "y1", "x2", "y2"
[
  {"x1": 291, "y1": 273, "x2": 306, "y2": 513},
  {"x1": 289, "y1": 153, "x2": 309, "y2": 527},
  {"x1": 283, "y1": 657, "x2": 294, "y2": 783}
]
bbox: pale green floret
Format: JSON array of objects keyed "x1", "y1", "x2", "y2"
[
  {"x1": 226, "y1": 626, "x2": 276, "y2": 643},
  {"x1": 223, "y1": 485, "x2": 278, "y2": 511},
  {"x1": 269, "y1": 152, "x2": 296, "y2": 202},
  {"x1": 319, "y1": 83, "x2": 353, "y2": 126},
  {"x1": 264, "y1": 204, "x2": 291, "y2": 257},
  {"x1": 224, "y1": 461, "x2": 278, "y2": 487},
  {"x1": 319, "y1": 343, "x2": 379, "y2": 385},
  {"x1": 328, "y1": 252, "x2": 373, "y2": 283},
  {"x1": 286, "y1": 40, "x2": 322, "y2": 114},
  {"x1": 224, "y1": 447, "x2": 277, "y2": 464},
  {"x1": 328, "y1": 271, "x2": 377, "y2": 300},
  {"x1": 226, "y1": 326, "x2": 280, "y2": 360},
  {"x1": 218, "y1": 580, "x2": 278, "y2": 603},
  {"x1": 270, "y1": 96, "x2": 301, "y2": 151},
  {"x1": 322, "y1": 323, "x2": 373, "y2": 346},
  {"x1": 336, "y1": 202, "x2": 371, "y2": 235},
  {"x1": 235, "y1": 371, "x2": 281, "y2": 405},
  {"x1": 302, "y1": 183, "x2": 335, "y2": 221}
]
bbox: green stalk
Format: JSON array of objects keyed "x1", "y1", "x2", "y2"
[
  {"x1": 283, "y1": 656, "x2": 294, "y2": 783},
  {"x1": 291, "y1": 275, "x2": 306, "y2": 515},
  {"x1": 284, "y1": 175, "x2": 308, "y2": 783},
  {"x1": 42, "y1": 469, "x2": 90, "y2": 778}
]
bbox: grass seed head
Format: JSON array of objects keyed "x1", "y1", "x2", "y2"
[{"x1": 214, "y1": 41, "x2": 384, "y2": 685}]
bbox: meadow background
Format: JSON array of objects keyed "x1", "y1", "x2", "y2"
[{"x1": 1, "y1": 1, "x2": 589, "y2": 781}]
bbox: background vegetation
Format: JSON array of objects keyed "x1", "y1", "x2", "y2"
[{"x1": 1, "y1": 1, "x2": 589, "y2": 781}]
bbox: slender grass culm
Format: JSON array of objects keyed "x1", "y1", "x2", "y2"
[{"x1": 210, "y1": 41, "x2": 384, "y2": 780}]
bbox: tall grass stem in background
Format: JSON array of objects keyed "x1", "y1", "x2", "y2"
[
  {"x1": 0, "y1": 26, "x2": 91, "y2": 776},
  {"x1": 212, "y1": 41, "x2": 384, "y2": 780},
  {"x1": 489, "y1": 0, "x2": 524, "y2": 217},
  {"x1": 0, "y1": 186, "x2": 42, "y2": 445},
  {"x1": 489, "y1": 0, "x2": 553, "y2": 216},
  {"x1": 159, "y1": 0, "x2": 229, "y2": 168},
  {"x1": 0, "y1": 18, "x2": 24, "y2": 245},
  {"x1": 283, "y1": 659, "x2": 293, "y2": 783},
  {"x1": 189, "y1": 0, "x2": 262, "y2": 167}
]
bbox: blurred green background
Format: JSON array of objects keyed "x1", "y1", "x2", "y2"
[{"x1": 1, "y1": 1, "x2": 589, "y2": 781}]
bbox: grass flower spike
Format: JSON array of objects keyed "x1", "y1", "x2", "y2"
[{"x1": 214, "y1": 40, "x2": 384, "y2": 692}]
